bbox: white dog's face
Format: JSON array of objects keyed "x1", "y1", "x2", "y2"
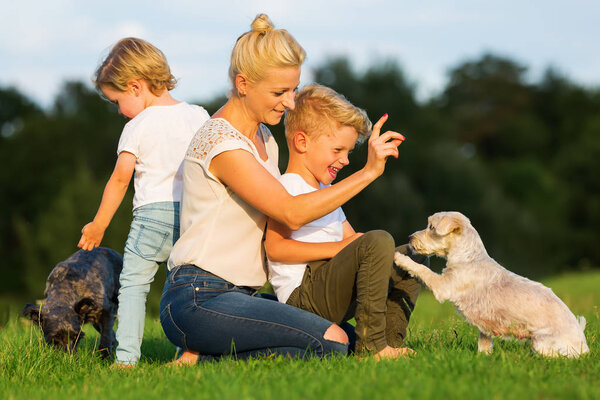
[{"x1": 409, "y1": 212, "x2": 471, "y2": 258}]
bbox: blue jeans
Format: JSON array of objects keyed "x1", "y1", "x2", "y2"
[
  {"x1": 160, "y1": 265, "x2": 349, "y2": 360},
  {"x1": 116, "y1": 202, "x2": 180, "y2": 365}
]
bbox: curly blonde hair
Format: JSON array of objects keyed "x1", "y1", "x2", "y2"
[
  {"x1": 285, "y1": 84, "x2": 372, "y2": 143},
  {"x1": 229, "y1": 14, "x2": 305, "y2": 93},
  {"x1": 94, "y1": 37, "x2": 177, "y2": 95}
]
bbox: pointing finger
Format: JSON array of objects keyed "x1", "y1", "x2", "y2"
[{"x1": 370, "y1": 113, "x2": 388, "y2": 140}]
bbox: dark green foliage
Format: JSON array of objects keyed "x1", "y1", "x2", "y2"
[
  {"x1": 0, "y1": 82, "x2": 132, "y2": 296},
  {"x1": 1, "y1": 53, "x2": 598, "y2": 303}
]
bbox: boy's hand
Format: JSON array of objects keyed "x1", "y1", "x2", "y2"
[
  {"x1": 364, "y1": 114, "x2": 405, "y2": 179},
  {"x1": 78, "y1": 221, "x2": 105, "y2": 251}
]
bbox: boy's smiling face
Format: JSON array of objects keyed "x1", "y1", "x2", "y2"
[{"x1": 303, "y1": 125, "x2": 359, "y2": 188}]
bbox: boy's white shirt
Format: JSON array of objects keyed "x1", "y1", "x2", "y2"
[
  {"x1": 267, "y1": 173, "x2": 346, "y2": 304},
  {"x1": 117, "y1": 102, "x2": 209, "y2": 210}
]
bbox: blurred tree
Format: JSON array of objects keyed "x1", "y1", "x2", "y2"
[
  {"x1": 554, "y1": 115, "x2": 600, "y2": 268},
  {"x1": 437, "y1": 55, "x2": 600, "y2": 275},
  {"x1": 441, "y1": 53, "x2": 541, "y2": 157},
  {"x1": 0, "y1": 86, "x2": 42, "y2": 139},
  {"x1": 18, "y1": 166, "x2": 132, "y2": 295},
  {"x1": 1, "y1": 53, "x2": 599, "y2": 302},
  {"x1": 0, "y1": 82, "x2": 130, "y2": 297}
]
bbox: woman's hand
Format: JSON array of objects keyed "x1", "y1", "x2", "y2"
[{"x1": 363, "y1": 114, "x2": 405, "y2": 179}]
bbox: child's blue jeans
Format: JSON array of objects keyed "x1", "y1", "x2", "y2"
[{"x1": 116, "y1": 201, "x2": 179, "y2": 365}]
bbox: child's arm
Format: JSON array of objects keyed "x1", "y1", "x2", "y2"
[
  {"x1": 265, "y1": 218, "x2": 362, "y2": 263},
  {"x1": 77, "y1": 151, "x2": 136, "y2": 251}
]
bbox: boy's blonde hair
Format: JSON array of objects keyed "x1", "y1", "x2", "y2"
[
  {"x1": 229, "y1": 14, "x2": 305, "y2": 92},
  {"x1": 285, "y1": 84, "x2": 372, "y2": 143},
  {"x1": 94, "y1": 37, "x2": 177, "y2": 96}
]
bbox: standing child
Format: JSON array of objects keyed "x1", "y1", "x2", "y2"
[
  {"x1": 266, "y1": 84, "x2": 424, "y2": 359},
  {"x1": 78, "y1": 37, "x2": 209, "y2": 366}
]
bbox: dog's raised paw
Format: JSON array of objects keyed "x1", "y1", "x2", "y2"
[{"x1": 394, "y1": 252, "x2": 413, "y2": 268}]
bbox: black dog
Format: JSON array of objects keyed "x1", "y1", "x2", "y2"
[{"x1": 23, "y1": 247, "x2": 122, "y2": 357}]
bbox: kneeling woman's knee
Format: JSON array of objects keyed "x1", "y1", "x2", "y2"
[
  {"x1": 324, "y1": 323, "x2": 349, "y2": 344},
  {"x1": 361, "y1": 230, "x2": 395, "y2": 253}
]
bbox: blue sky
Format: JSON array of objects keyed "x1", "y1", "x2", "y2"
[{"x1": 2, "y1": 0, "x2": 599, "y2": 108}]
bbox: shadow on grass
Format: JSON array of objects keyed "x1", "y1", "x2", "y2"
[{"x1": 140, "y1": 335, "x2": 179, "y2": 364}]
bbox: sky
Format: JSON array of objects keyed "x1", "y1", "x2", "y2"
[{"x1": 2, "y1": 0, "x2": 599, "y2": 109}]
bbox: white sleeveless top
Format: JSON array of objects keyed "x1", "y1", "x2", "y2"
[{"x1": 167, "y1": 118, "x2": 280, "y2": 288}]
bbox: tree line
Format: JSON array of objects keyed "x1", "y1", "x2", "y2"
[{"x1": 1, "y1": 53, "x2": 598, "y2": 302}]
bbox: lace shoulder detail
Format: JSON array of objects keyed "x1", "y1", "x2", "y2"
[{"x1": 186, "y1": 118, "x2": 253, "y2": 162}]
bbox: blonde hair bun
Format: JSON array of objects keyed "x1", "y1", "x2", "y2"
[
  {"x1": 228, "y1": 13, "x2": 305, "y2": 89},
  {"x1": 251, "y1": 14, "x2": 274, "y2": 34}
]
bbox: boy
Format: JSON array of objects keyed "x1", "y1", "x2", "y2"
[{"x1": 265, "y1": 84, "x2": 423, "y2": 359}]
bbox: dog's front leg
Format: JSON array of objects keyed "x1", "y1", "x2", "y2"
[
  {"x1": 96, "y1": 309, "x2": 117, "y2": 358},
  {"x1": 478, "y1": 331, "x2": 493, "y2": 354},
  {"x1": 394, "y1": 253, "x2": 449, "y2": 302}
]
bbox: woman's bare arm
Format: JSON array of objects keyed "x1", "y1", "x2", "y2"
[{"x1": 210, "y1": 115, "x2": 403, "y2": 230}]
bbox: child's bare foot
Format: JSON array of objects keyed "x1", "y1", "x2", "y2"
[
  {"x1": 168, "y1": 350, "x2": 199, "y2": 366},
  {"x1": 373, "y1": 345, "x2": 416, "y2": 360}
]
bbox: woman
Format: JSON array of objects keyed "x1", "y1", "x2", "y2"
[{"x1": 160, "y1": 14, "x2": 405, "y2": 364}]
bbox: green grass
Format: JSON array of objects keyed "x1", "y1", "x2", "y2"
[{"x1": 1, "y1": 271, "x2": 599, "y2": 400}]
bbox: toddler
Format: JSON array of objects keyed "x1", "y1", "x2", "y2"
[{"x1": 78, "y1": 37, "x2": 209, "y2": 366}]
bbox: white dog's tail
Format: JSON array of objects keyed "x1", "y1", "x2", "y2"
[{"x1": 577, "y1": 316, "x2": 586, "y2": 331}]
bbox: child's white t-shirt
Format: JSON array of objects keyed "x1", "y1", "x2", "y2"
[
  {"x1": 267, "y1": 173, "x2": 346, "y2": 303},
  {"x1": 117, "y1": 102, "x2": 209, "y2": 210}
]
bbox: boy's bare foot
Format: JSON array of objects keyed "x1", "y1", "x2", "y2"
[
  {"x1": 168, "y1": 350, "x2": 199, "y2": 366},
  {"x1": 373, "y1": 345, "x2": 416, "y2": 360}
]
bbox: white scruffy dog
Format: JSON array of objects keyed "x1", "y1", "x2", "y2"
[{"x1": 394, "y1": 211, "x2": 589, "y2": 358}]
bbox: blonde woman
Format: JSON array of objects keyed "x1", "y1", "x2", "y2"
[{"x1": 160, "y1": 14, "x2": 404, "y2": 364}]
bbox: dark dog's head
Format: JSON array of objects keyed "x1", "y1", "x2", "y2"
[{"x1": 23, "y1": 299, "x2": 95, "y2": 352}]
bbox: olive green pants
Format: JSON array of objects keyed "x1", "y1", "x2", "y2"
[{"x1": 286, "y1": 230, "x2": 425, "y2": 354}]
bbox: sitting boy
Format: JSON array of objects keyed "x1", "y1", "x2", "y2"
[{"x1": 265, "y1": 84, "x2": 423, "y2": 359}]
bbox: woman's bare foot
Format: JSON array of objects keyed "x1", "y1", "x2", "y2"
[
  {"x1": 168, "y1": 350, "x2": 199, "y2": 366},
  {"x1": 373, "y1": 345, "x2": 416, "y2": 360}
]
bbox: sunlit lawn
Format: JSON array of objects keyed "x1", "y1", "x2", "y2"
[{"x1": 1, "y1": 270, "x2": 598, "y2": 400}]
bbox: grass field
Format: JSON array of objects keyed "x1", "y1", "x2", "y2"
[{"x1": 1, "y1": 270, "x2": 598, "y2": 400}]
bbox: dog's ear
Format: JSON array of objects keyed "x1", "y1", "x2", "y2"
[
  {"x1": 435, "y1": 216, "x2": 463, "y2": 236},
  {"x1": 22, "y1": 303, "x2": 44, "y2": 325},
  {"x1": 74, "y1": 298, "x2": 96, "y2": 318},
  {"x1": 47, "y1": 263, "x2": 70, "y2": 285}
]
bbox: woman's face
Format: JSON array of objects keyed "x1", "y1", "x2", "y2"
[{"x1": 242, "y1": 66, "x2": 301, "y2": 126}]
